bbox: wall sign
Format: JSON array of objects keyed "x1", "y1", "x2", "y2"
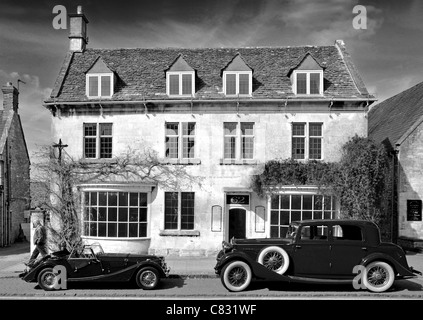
[
  {"x1": 407, "y1": 200, "x2": 422, "y2": 221},
  {"x1": 226, "y1": 195, "x2": 249, "y2": 205}
]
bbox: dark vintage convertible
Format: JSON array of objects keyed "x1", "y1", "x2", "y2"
[
  {"x1": 215, "y1": 219, "x2": 421, "y2": 292},
  {"x1": 21, "y1": 243, "x2": 169, "y2": 291}
]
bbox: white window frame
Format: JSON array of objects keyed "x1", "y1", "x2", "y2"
[
  {"x1": 164, "y1": 122, "x2": 199, "y2": 164},
  {"x1": 223, "y1": 71, "x2": 252, "y2": 96},
  {"x1": 86, "y1": 73, "x2": 114, "y2": 98},
  {"x1": 164, "y1": 191, "x2": 195, "y2": 231},
  {"x1": 292, "y1": 70, "x2": 323, "y2": 95},
  {"x1": 83, "y1": 122, "x2": 113, "y2": 159},
  {"x1": 223, "y1": 122, "x2": 255, "y2": 160},
  {"x1": 166, "y1": 71, "x2": 195, "y2": 97},
  {"x1": 291, "y1": 122, "x2": 323, "y2": 160}
]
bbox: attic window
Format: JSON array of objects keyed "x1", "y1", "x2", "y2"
[
  {"x1": 87, "y1": 74, "x2": 113, "y2": 98},
  {"x1": 167, "y1": 72, "x2": 195, "y2": 96},
  {"x1": 85, "y1": 58, "x2": 114, "y2": 99},
  {"x1": 223, "y1": 72, "x2": 252, "y2": 96},
  {"x1": 293, "y1": 71, "x2": 323, "y2": 95}
]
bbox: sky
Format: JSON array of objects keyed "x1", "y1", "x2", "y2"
[{"x1": 0, "y1": 0, "x2": 422, "y2": 166}]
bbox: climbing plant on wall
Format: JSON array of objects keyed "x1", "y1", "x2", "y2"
[{"x1": 251, "y1": 135, "x2": 392, "y2": 237}]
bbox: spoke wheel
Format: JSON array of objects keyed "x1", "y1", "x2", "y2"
[
  {"x1": 257, "y1": 246, "x2": 290, "y2": 274},
  {"x1": 221, "y1": 261, "x2": 252, "y2": 292},
  {"x1": 37, "y1": 268, "x2": 58, "y2": 291},
  {"x1": 363, "y1": 261, "x2": 395, "y2": 293},
  {"x1": 136, "y1": 267, "x2": 160, "y2": 290}
]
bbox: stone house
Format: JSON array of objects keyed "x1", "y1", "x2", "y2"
[
  {"x1": 0, "y1": 82, "x2": 31, "y2": 247},
  {"x1": 369, "y1": 81, "x2": 423, "y2": 251},
  {"x1": 43, "y1": 7, "x2": 375, "y2": 255}
]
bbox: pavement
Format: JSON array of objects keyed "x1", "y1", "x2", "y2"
[{"x1": 1, "y1": 241, "x2": 423, "y2": 280}]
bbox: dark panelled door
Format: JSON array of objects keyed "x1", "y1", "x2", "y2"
[{"x1": 228, "y1": 208, "x2": 246, "y2": 240}]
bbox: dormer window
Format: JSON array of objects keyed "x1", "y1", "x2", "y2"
[
  {"x1": 167, "y1": 71, "x2": 195, "y2": 96},
  {"x1": 85, "y1": 57, "x2": 114, "y2": 98},
  {"x1": 289, "y1": 53, "x2": 324, "y2": 96},
  {"x1": 223, "y1": 72, "x2": 252, "y2": 96},
  {"x1": 293, "y1": 71, "x2": 323, "y2": 95},
  {"x1": 166, "y1": 55, "x2": 195, "y2": 97},
  {"x1": 222, "y1": 54, "x2": 253, "y2": 96}
]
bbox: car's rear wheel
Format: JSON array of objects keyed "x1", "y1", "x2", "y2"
[
  {"x1": 37, "y1": 268, "x2": 58, "y2": 291},
  {"x1": 135, "y1": 267, "x2": 160, "y2": 290},
  {"x1": 221, "y1": 260, "x2": 252, "y2": 292},
  {"x1": 363, "y1": 261, "x2": 395, "y2": 293},
  {"x1": 257, "y1": 246, "x2": 290, "y2": 275}
]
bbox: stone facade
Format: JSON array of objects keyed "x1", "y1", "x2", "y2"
[{"x1": 0, "y1": 82, "x2": 31, "y2": 247}]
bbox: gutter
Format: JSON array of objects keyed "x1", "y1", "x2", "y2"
[{"x1": 43, "y1": 97, "x2": 376, "y2": 107}]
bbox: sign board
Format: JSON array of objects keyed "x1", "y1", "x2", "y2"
[
  {"x1": 407, "y1": 200, "x2": 422, "y2": 221},
  {"x1": 226, "y1": 195, "x2": 249, "y2": 205}
]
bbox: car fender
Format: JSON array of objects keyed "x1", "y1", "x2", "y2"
[
  {"x1": 135, "y1": 260, "x2": 168, "y2": 278},
  {"x1": 217, "y1": 250, "x2": 291, "y2": 282},
  {"x1": 22, "y1": 260, "x2": 64, "y2": 283},
  {"x1": 361, "y1": 252, "x2": 415, "y2": 277}
]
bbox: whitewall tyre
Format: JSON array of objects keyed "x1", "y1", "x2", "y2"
[
  {"x1": 363, "y1": 261, "x2": 395, "y2": 293},
  {"x1": 257, "y1": 246, "x2": 290, "y2": 275},
  {"x1": 221, "y1": 261, "x2": 252, "y2": 292}
]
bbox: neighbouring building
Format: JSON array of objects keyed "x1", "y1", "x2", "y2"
[
  {"x1": 369, "y1": 81, "x2": 423, "y2": 251},
  {"x1": 43, "y1": 6, "x2": 376, "y2": 256},
  {"x1": 0, "y1": 82, "x2": 31, "y2": 247}
]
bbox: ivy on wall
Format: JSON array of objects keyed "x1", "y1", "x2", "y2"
[{"x1": 251, "y1": 135, "x2": 392, "y2": 237}]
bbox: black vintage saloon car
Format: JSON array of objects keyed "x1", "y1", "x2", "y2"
[
  {"x1": 21, "y1": 243, "x2": 169, "y2": 290},
  {"x1": 215, "y1": 219, "x2": 421, "y2": 292}
]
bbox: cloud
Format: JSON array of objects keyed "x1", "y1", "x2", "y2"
[{"x1": 0, "y1": 70, "x2": 52, "y2": 159}]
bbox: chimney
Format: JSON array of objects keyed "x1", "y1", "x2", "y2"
[
  {"x1": 2, "y1": 82, "x2": 19, "y2": 114},
  {"x1": 68, "y1": 5, "x2": 89, "y2": 52}
]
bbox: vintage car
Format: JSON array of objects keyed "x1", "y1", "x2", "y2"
[
  {"x1": 20, "y1": 243, "x2": 169, "y2": 291},
  {"x1": 215, "y1": 219, "x2": 421, "y2": 293}
]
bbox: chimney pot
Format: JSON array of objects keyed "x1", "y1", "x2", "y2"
[{"x1": 77, "y1": 5, "x2": 82, "y2": 14}]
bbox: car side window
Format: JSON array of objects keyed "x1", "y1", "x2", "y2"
[
  {"x1": 300, "y1": 225, "x2": 328, "y2": 240},
  {"x1": 332, "y1": 225, "x2": 363, "y2": 241}
]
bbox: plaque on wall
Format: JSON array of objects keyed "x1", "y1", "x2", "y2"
[
  {"x1": 226, "y1": 194, "x2": 249, "y2": 205},
  {"x1": 407, "y1": 200, "x2": 422, "y2": 221}
]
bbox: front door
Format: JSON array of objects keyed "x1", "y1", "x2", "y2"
[{"x1": 228, "y1": 208, "x2": 246, "y2": 240}]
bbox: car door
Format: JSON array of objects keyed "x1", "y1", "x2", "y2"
[
  {"x1": 329, "y1": 224, "x2": 368, "y2": 277},
  {"x1": 291, "y1": 224, "x2": 331, "y2": 277},
  {"x1": 67, "y1": 247, "x2": 103, "y2": 279}
]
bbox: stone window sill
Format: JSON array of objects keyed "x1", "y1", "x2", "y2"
[
  {"x1": 219, "y1": 159, "x2": 257, "y2": 165},
  {"x1": 159, "y1": 230, "x2": 200, "y2": 237}
]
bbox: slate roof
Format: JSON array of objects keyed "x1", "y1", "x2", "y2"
[
  {"x1": 368, "y1": 81, "x2": 423, "y2": 149},
  {"x1": 46, "y1": 41, "x2": 374, "y2": 103}
]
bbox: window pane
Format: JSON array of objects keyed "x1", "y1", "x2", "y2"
[
  {"x1": 98, "y1": 207, "x2": 107, "y2": 221},
  {"x1": 108, "y1": 192, "x2": 117, "y2": 206},
  {"x1": 182, "y1": 74, "x2": 192, "y2": 95},
  {"x1": 182, "y1": 122, "x2": 195, "y2": 136},
  {"x1": 84, "y1": 123, "x2": 97, "y2": 136},
  {"x1": 139, "y1": 193, "x2": 147, "y2": 207},
  {"x1": 119, "y1": 207, "x2": 128, "y2": 222},
  {"x1": 108, "y1": 223, "x2": 117, "y2": 237},
  {"x1": 166, "y1": 123, "x2": 179, "y2": 135},
  {"x1": 98, "y1": 223, "x2": 106, "y2": 237},
  {"x1": 271, "y1": 196, "x2": 280, "y2": 209},
  {"x1": 119, "y1": 192, "x2": 128, "y2": 206},
  {"x1": 169, "y1": 74, "x2": 179, "y2": 95},
  {"x1": 183, "y1": 137, "x2": 195, "y2": 158},
  {"x1": 129, "y1": 208, "x2": 138, "y2": 222},
  {"x1": 292, "y1": 123, "x2": 305, "y2": 136},
  {"x1": 181, "y1": 192, "x2": 194, "y2": 230},
  {"x1": 139, "y1": 208, "x2": 147, "y2": 222},
  {"x1": 166, "y1": 137, "x2": 179, "y2": 158},
  {"x1": 130, "y1": 193, "x2": 138, "y2": 206},
  {"x1": 310, "y1": 73, "x2": 320, "y2": 94},
  {"x1": 118, "y1": 223, "x2": 127, "y2": 237},
  {"x1": 224, "y1": 137, "x2": 236, "y2": 159},
  {"x1": 242, "y1": 137, "x2": 254, "y2": 159},
  {"x1": 88, "y1": 76, "x2": 98, "y2": 96},
  {"x1": 139, "y1": 223, "x2": 147, "y2": 237},
  {"x1": 129, "y1": 223, "x2": 138, "y2": 237},
  {"x1": 281, "y1": 195, "x2": 290, "y2": 209},
  {"x1": 226, "y1": 74, "x2": 236, "y2": 95},
  {"x1": 239, "y1": 74, "x2": 249, "y2": 95},
  {"x1": 100, "y1": 137, "x2": 112, "y2": 158},
  {"x1": 100, "y1": 123, "x2": 112, "y2": 136},
  {"x1": 164, "y1": 192, "x2": 178, "y2": 229},
  {"x1": 309, "y1": 137, "x2": 321, "y2": 159},
  {"x1": 309, "y1": 123, "x2": 322, "y2": 137},
  {"x1": 101, "y1": 75, "x2": 111, "y2": 96},
  {"x1": 296, "y1": 73, "x2": 307, "y2": 94},
  {"x1": 108, "y1": 208, "x2": 117, "y2": 221},
  {"x1": 292, "y1": 137, "x2": 305, "y2": 159}
]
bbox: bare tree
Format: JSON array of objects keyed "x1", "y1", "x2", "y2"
[{"x1": 31, "y1": 145, "x2": 204, "y2": 252}]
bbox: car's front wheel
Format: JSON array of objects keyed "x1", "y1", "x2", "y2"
[
  {"x1": 221, "y1": 260, "x2": 252, "y2": 292},
  {"x1": 37, "y1": 268, "x2": 59, "y2": 291},
  {"x1": 257, "y1": 246, "x2": 290, "y2": 275},
  {"x1": 135, "y1": 267, "x2": 160, "y2": 290},
  {"x1": 363, "y1": 261, "x2": 395, "y2": 293}
]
